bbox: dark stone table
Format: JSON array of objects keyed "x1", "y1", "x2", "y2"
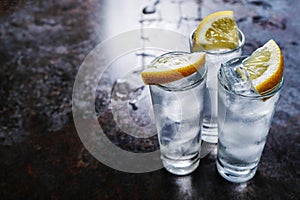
[{"x1": 1, "y1": 0, "x2": 299, "y2": 199}]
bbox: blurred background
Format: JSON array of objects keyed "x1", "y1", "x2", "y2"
[{"x1": 0, "y1": 0, "x2": 299, "y2": 199}]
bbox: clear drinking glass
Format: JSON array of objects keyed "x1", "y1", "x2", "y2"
[
  {"x1": 149, "y1": 52, "x2": 207, "y2": 175},
  {"x1": 216, "y1": 56, "x2": 283, "y2": 183},
  {"x1": 189, "y1": 29, "x2": 245, "y2": 143}
]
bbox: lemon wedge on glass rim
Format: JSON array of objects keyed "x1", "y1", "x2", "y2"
[
  {"x1": 241, "y1": 39, "x2": 284, "y2": 94},
  {"x1": 193, "y1": 10, "x2": 239, "y2": 51},
  {"x1": 141, "y1": 52, "x2": 206, "y2": 85}
]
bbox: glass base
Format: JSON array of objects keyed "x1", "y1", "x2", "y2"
[
  {"x1": 161, "y1": 153, "x2": 200, "y2": 175},
  {"x1": 216, "y1": 158, "x2": 257, "y2": 183},
  {"x1": 201, "y1": 122, "x2": 218, "y2": 143}
]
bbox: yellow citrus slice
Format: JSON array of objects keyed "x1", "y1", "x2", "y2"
[
  {"x1": 242, "y1": 39, "x2": 284, "y2": 94},
  {"x1": 141, "y1": 52, "x2": 206, "y2": 84},
  {"x1": 193, "y1": 10, "x2": 239, "y2": 51}
]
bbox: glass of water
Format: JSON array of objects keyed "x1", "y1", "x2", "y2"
[
  {"x1": 216, "y1": 56, "x2": 283, "y2": 183},
  {"x1": 189, "y1": 29, "x2": 245, "y2": 143},
  {"x1": 149, "y1": 52, "x2": 207, "y2": 175}
]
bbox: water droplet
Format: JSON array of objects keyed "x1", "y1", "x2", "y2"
[
  {"x1": 129, "y1": 101, "x2": 139, "y2": 110},
  {"x1": 143, "y1": 5, "x2": 156, "y2": 14}
]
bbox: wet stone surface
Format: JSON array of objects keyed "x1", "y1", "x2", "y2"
[{"x1": 0, "y1": 0, "x2": 300, "y2": 199}]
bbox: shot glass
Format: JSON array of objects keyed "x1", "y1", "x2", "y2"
[
  {"x1": 216, "y1": 56, "x2": 283, "y2": 183},
  {"x1": 149, "y1": 52, "x2": 207, "y2": 175},
  {"x1": 189, "y1": 29, "x2": 245, "y2": 143}
]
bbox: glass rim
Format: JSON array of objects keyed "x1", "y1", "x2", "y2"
[
  {"x1": 150, "y1": 51, "x2": 208, "y2": 92},
  {"x1": 217, "y1": 56, "x2": 284, "y2": 99},
  {"x1": 189, "y1": 28, "x2": 245, "y2": 55}
]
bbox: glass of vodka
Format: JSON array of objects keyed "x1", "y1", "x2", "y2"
[
  {"x1": 149, "y1": 52, "x2": 207, "y2": 175},
  {"x1": 216, "y1": 56, "x2": 283, "y2": 183},
  {"x1": 189, "y1": 29, "x2": 245, "y2": 144}
]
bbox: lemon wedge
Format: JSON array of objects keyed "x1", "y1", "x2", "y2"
[
  {"x1": 141, "y1": 52, "x2": 206, "y2": 84},
  {"x1": 193, "y1": 10, "x2": 239, "y2": 51},
  {"x1": 242, "y1": 39, "x2": 284, "y2": 94}
]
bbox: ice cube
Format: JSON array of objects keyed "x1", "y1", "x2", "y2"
[
  {"x1": 221, "y1": 63, "x2": 251, "y2": 93},
  {"x1": 220, "y1": 57, "x2": 258, "y2": 96}
]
